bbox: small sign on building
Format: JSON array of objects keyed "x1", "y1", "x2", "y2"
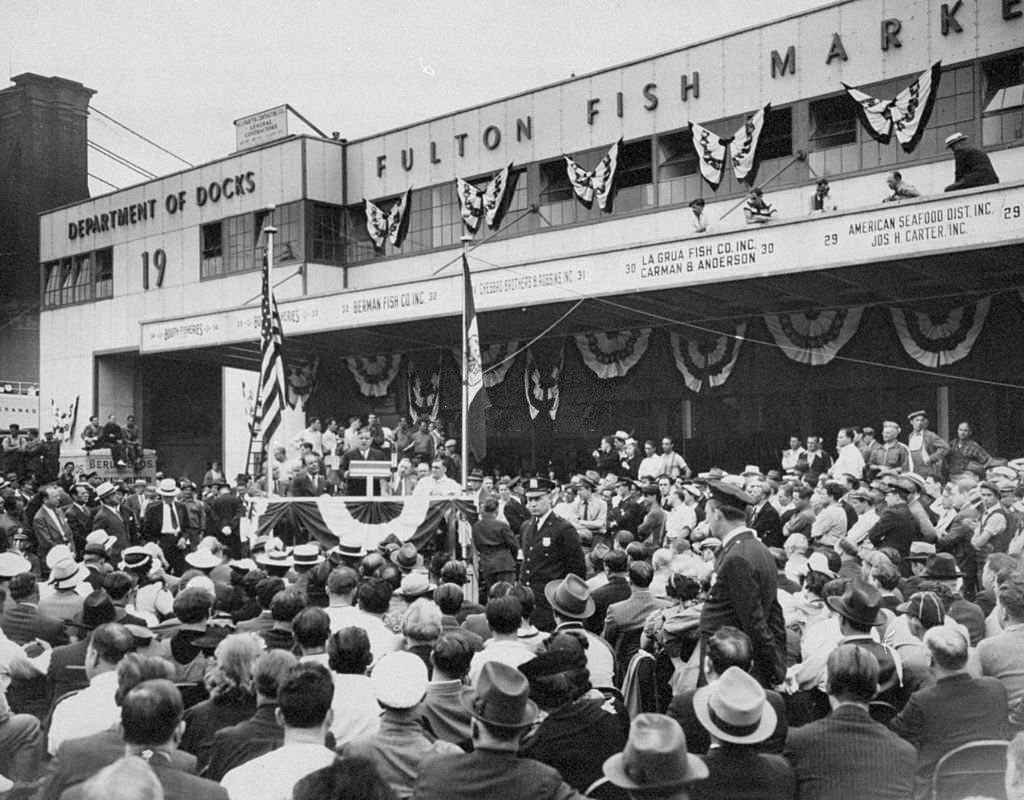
[{"x1": 234, "y1": 105, "x2": 289, "y2": 151}]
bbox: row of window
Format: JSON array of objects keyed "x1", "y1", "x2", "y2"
[
  {"x1": 42, "y1": 249, "x2": 113, "y2": 308},
  {"x1": 199, "y1": 201, "x2": 303, "y2": 280}
]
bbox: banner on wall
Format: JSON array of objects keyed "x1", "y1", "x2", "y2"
[
  {"x1": 0, "y1": 393, "x2": 40, "y2": 430},
  {"x1": 764, "y1": 308, "x2": 863, "y2": 365},
  {"x1": 889, "y1": 297, "x2": 990, "y2": 368},
  {"x1": 574, "y1": 329, "x2": 650, "y2": 379},
  {"x1": 668, "y1": 324, "x2": 746, "y2": 393},
  {"x1": 481, "y1": 341, "x2": 519, "y2": 389},
  {"x1": 407, "y1": 354, "x2": 442, "y2": 421},
  {"x1": 346, "y1": 354, "x2": 403, "y2": 398},
  {"x1": 524, "y1": 344, "x2": 565, "y2": 421}
]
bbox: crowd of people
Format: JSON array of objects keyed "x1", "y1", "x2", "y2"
[{"x1": 1, "y1": 400, "x2": 1024, "y2": 798}]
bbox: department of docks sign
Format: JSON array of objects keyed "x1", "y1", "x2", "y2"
[
  {"x1": 235, "y1": 105, "x2": 288, "y2": 151},
  {"x1": 139, "y1": 183, "x2": 1024, "y2": 354}
]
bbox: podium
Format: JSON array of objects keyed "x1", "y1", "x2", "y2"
[{"x1": 349, "y1": 460, "x2": 392, "y2": 497}]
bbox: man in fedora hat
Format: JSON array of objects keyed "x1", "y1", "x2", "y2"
[
  {"x1": 691, "y1": 666, "x2": 793, "y2": 799},
  {"x1": 544, "y1": 574, "x2": 615, "y2": 688},
  {"x1": 699, "y1": 481, "x2": 786, "y2": 689},
  {"x1": 32, "y1": 486, "x2": 75, "y2": 570},
  {"x1": 943, "y1": 131, "x2": 999, "y2": 192},
  {"x1": 46, "y1": 589, "x2": 119, "y2": 702},
  {"x1": 414, "y1": 660, "x2": 587, "y2": 800},
  {"x1": 520, "y1": 478, "x2": 585, "y2": 632},
  {"x1": 90, "y1": 482, "x2": 130, "y2": 560},
  {"x1": 601, "y1": 713, "x2": 707, "y2": 800},
  {"x1": 142, "y1": 478, "x2": 190, "y2": 576}
]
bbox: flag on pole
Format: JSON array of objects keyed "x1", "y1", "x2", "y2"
[
  {"x1": 463, "y1": 254, "x2": 489, "y2": 461},
  {"x1": 258, "y1": 253, "x2": 287, "y2": 448}
]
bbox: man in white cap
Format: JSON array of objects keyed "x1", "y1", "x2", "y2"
[
  {"x1": 90, "y1": 483, "x2": 130, "y2": 559},
  {"x1": 944, "y1": 131, "x2": 999, "y2": 192},
  {"x1": 143, "y1": 478, "x2": 189, "y2": 575}
]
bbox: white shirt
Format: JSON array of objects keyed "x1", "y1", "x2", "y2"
[
  {"x1": 345, "y1": 609, "x2": 399, "y2": 663},
  {"x1": 221, "y1": 741, "x2": 336, "y2": 800},
  {"x1": 830, "y1": 443, "x2": 866, "y2": 480},
  {"x1": 326, "y1": 673, "x2": 381, "y2": 746},
  {"x1": 665, "y1": 505, "x2": 697, "y2": 541},
  {"x1": 658, "y1": 452, "x2": 688, "y2": 478},
  {"x1": 846, "y1": 509, "x2": 879, "y2": 546},
  {"x1": 468, "y1": 637, "x2": 536, "y2": 685},
  {"x1": 48, "y1": 669, "x2": 120, "y2": 754},
  {"x1": 161, "y1": 501, "x2": 180, "y2": 534},
  {"x1": 637, "y1": 455, "x2": 664, "y2": 481}
]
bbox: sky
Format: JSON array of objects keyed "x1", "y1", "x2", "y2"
[{"x1": 3, "y1": 0, "x2": 829, "y2": 195}]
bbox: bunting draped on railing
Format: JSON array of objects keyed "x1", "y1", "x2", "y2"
[
  {"x1": 456, "y1": 164, "x2": 513, "y2": 232},
  {"x1": 689, "y1": 105, "x2": 771, "y2": 190},
  {"x1": 407, "y1": 353, "x2": 442, "y2": 420},
  {"x1": 346, "y1": 354, "x2": 403, "y2": 398},
  {"x1": 669, "y1": 324, "x2": 746, "y2": 393},
  {"x1": 525, "y1": 344, "x2": 565, "y2": 421},
  {"x1": 574, "y1": 329, "x2": 651, "y2": 379},
  {"x1": 364, "y1": 188, "x2": 412, "y2": 249},
  {"x1": 843, "y1": 62, "x2": 942, "y2": 154},
  {"x1": 889, "y1": 297, "x2": 990, "y2": 368},
  {"x1": 764, "y1": 308, "x2": 864, "y2": 365},
  {"x1": 286, "y1": 355, "x2": 320, "y2": 411},
  {"x1": 481, "y1": 341, "x2": 519, "y2": 389},
  {"x1": 565, "y1": 139, "x2": 621, "y2": 210}
]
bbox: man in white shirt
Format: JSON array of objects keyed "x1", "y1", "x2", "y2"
[
  {"x1": 830, "y1": 427, "x2": 866, "y2": 481},
  {"x1": 47, "y1": 622, "x2": 134, "y2": 754},
  {"x1": 345, "y1": 577, "x2": 399, "y2": 662},
  {"x1": 636, "y1": 440, "x2": 664, "y2": 482},
  {"x1": 781, "y1": 435, "x2": 806, "y2": 472},
  {"x1": 845, "y1": 490, "x2": 880, "y2": 546},
  {"x1": 658, "y1": 437, "x2": 691, "y2": 479},
  {"x1": 571, "y1": 477, "x2": 608, "y2": 547},
  {"x1": 415, "y1": 460, "x2": 461, "y2": 497},
  {"x1": 221, "y1": 663, "x2": 337, "y2": 800},
  {"x1": 324, "y1": 566, "x2": 362, "y2": 633},
  {"x1": 810, "y1": 483, "x2": 849, "y2": 548},
  {"x1": 467, "y1": 595, "x2": 536, "y2": 685}
]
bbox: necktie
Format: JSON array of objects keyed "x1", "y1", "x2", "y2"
[
  {"x1": 581, "y1": 500, "x2": 588, "y2": 521},
  {"x1": 169, "y1": 504, "x2": 179, "y2": 530}
]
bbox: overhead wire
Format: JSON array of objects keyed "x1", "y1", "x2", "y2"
[
  {"x1": 87, "y1": 140, "x2": 158, "y2": 180},
  {"x1": 89, "y1": 106, "x2": 195, "y2": 167}
]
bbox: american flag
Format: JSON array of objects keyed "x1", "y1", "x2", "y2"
[{"x1": 258, "y1": 251, "x2": 287, "y2": 448}]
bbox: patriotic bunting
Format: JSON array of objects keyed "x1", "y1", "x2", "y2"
[
  {"x1": 456, "y1": 163, "x2": 513, "y2": 233},
  {"x1": 346, "y1": 354, "x2": 403, "y2": 398},
  {"x1": 257, "y1": 249, "x2": 288, "y2": 446},
  {"x1": 565, "y1": 139, "x2": 620, "y2": 210},
  {"x1": 407, "y1": 354, "x2": 442, "y2": 421},
  {"x1": 843, "y1": 62, "x2": 942, "y2": 154},
  {"x1": 364, "y1": 187, "x2": 412, "y2": 249},
  {"x1": 574, "y1": 329, "x2": 651, "y2": 380},
  {"x1": 51, "y1": 396, "x2": 79, "y2": 443},
  {"x1": 764, "y1": 308, "x2": 864, "y2": 365},
  {"x1": 889, "y1": 297, "x2": 990, "y2": 368},
  {"x1": 481, "y1": 342, "x2": 519, "y2": 389},
  {"x1": 689, "y1": 105, "x2": 771, "y2": 190},
  {"x1": 669, "y1": 324, "x2": 746, "y2": 393},
  {"x1": 525, "y1": 344, "x2": 565, "y2": 421}
]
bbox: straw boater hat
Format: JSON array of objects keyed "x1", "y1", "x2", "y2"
[
  {"x1": 692, "y1": 667, "x2": 777, "y2": 745},
  {"x1": 291, "y1": 543, "x2": 324, "y2": 568},
  {"x1": 156, "y1": 478, "x2": 179, "y2": 497},
  {"x1": 84, "y1": 530, "x2": 117, "y2": 557},
  {"x1": 94, "y1": 481, "x2": 118, "y2": 500},
  {"x1": 49, "y1": 558, "x2": 90, "y2": 590},
  {"x1": 184, "y1": 549, "x2": 221, "y2": 571},
  {"x1": 119, "y1": 546, "x2": 152, "y2": 571},
  {"x1": 602, "y1": 713, "x2": 708, "y2": 791},
  {"x1": 944, "y1": 132, "x2": 967, "y2": 147},
  {"x1": 330, "y1": 542, "x2": 367, "y2": 560}
]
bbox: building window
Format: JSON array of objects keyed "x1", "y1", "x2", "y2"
[
  {"x1": 200, "y1": 222, "x2": 224, "y2": 278},
  {"x1": 311, "y1": 203, "x2": 346, "y2": 263},
  {"x1": 982, "y1": 51, "x2": 1024, "y2": 146},
  {"x1": 94, "y1": 248, "x2": 113, "y2": 299},
  {"x1": 71, "y1": 254, "x2": 92, "y2": 303},
  {"x1": 757, "y1": 107, "x2": 793, "y2": 161},
  {"x1": 656, "y1": 129, "x2": 702, "y2": 205},
  {"x1": 612, "y1": 138, "x2": 654, "y2": 213},
  {"x1": 809, "y1": 95, "x2": 858, "y2": 149}
]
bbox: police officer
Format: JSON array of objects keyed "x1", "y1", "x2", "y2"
[{"x1": 519, "y1": 477, "x2": 585, "y2": 632}]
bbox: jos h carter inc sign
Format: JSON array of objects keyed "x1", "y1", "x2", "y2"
[
  {"x1": 66, "y1": 171, "x2": 258, "y2": 241},
  {"x1": 235, "y1": 105, "x2": 289, "y2": 151}
]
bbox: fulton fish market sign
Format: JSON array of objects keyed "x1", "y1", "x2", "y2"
[{"x1": 66, "y1": 172, "x2": 258, "y2": 241}]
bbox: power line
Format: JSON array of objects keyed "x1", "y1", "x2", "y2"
[
  {"x1": 89, "y1": 105, "x2": 195, "y2": 167},
  {"x1": 88, "y1": 172, "x2": 120, "y2": 190},
  {"x1": 87, "y1": 140, "x2": 157, "y2": 180}
]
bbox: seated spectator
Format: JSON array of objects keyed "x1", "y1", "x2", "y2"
[
  {"x1": 882, "y1": 171, "x2": 920, "y2": 202},
  {"x1": 468, "y1": 595, "x2": 535, "y2": 685},
  {"x1": 421, "y1": 630, "x2": 476, "y2": 748},
  {"x1": 220, "y1": 663, "x2": 337, "y2": 800},
  {"x1": 599, "y1": 713, "x2": 708, "y2": 800},
  {"x1": 979, "y1": 570, "x2": 1024, "y2": 709},
  {"x1": 234, "y1": 576, "x2": 285, "y2": 637},
  {"x1": 588, "y1": 550, "x2": 630, "y2": 635},
  {"x1": 76, "y1": 756, "x2": 163, "y2": 800},
  {"x1": 547, "y1": 574, "x2": 616, "y2": 688},
  {"x1": 0, "y1": 660, "x2": 42, "y2": 784},
  {"x1": 519, "y1": 634, "x2": 629, "y2": 797},
  {"x1": 325, "y1": 626, "x2": 380, "y2": 747},
  {"x1": 262, "y1": 588, "x2": 306, "y2": 651},
  {"x1": 344, "y1": 651, "x2": 460, "y2": 799},
  {"x1": 944, "y1": 132, "x2": 999, "y2": 191},
  {"x1": 292, "y1": 756, "x2": 396, "y2": 800},
  {"x1": 179, "y1": 632, "x2": 261, "y2": 770},
  {"x1": 413, "y1": 661, "x2": 588, "y2": 800},
  {"x1": 889, "y1": 624, "x2": 1008, "y2": 800},
  {"x1": 810, "y1": 178, "x2": 835, "y2": 213},
  {"x1": 602, "y1": 561, "x2": 670, "y2": 653},
  {"x1": 48, "y1": 622, "x2": 135, "y2": 755},
  {"x1": 690, "y1": 666, "x2": 794, "y2": 800},
  {"x1": 668, "y1": 626, "x2": 787, "y2": 755},
  {"x1": 202, "y1": 648, "x2": 296, "y2": 782},
  {"x1": 401, "y1": 598, "x2": 443, "y2": 675},
  {"x1": 784, "y1": 645, "x2": 916, "y2": 800}
]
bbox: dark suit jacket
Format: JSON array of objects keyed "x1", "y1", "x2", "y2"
[
  {"x1": 91, "y1": 504, "x2": 130, "y2": 555},
  {"x1": 64, "y1": 503, "x2": 94, "y2": 551},
  {"x1": 288, "y1": 471, "x2": 332, "y2": 498},
  {"x1": 414, "y1": 748, "x2": 584, "y2": 800},
  {"x1": 784, "y1": 704, "x2": 916, "y2": 800},
  {"x1": 142, "y1": 499, "x2": 190, "y2": 542},
  {"x1": 889, "y1": 672, "x2": 1009, "y2": 799},
  {"x1": 690, "y1": 745, "x2": 795, "y2": 800},
  {"x1": 472, "y1": 517, "x2": 519, "y2": 578},
  {"x1": 700, "y1": 530, "x2": 786, "y2": 687},
  {"x1": 32, "y1": 506, "x2": 74, "y2": 563},
  {"x1": 61, "y1": 760, "x2": 228, "y2": 800},
  {"x1": 339, "y1": 447, "x2": 387, "y2": 496},
  {"x1": 202, "y1": 704, "x2": 283, "y2": 782},
  {"x1": 667, "y1": 687, "x2": 788, "y2": 755},
  {"x1": 637, "y1": 504, "x2": 666, "y2": 543},
  {"x1": 205, "y1": 492, "x2": 245, "y2": 537},
  {"x1": 47, "y1": 638, "x2": 89, "y2": 705},
  {"x1": 868, "y1": 504, "x2": 919, "y2": 558},
  {"x1": 749, "y1": 502, "x2": 783, "y2": 548},
  {"x1": 586, "y1": 576, "x2": 630, "y2": 635},
  {"x1": 502, "y1": 498, "x2": 530, "y2": 539},
  {"x1": 1, "y1": 602, "x2": 68, "y2": 646},
  {"x1": 39, "y1": 728, "x2": 198, "y2": 800},
  {"x1": 602, "y1": 589, "x2": 669, "y2": 647}
]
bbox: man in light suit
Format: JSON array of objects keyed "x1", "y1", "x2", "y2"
[
  {"x1": 519, "y1": 478, "x2": 585, "y2": 632},
  {"x1": 602, "y1": 560, "x2": 670, "y2": 650},
  {"x1": 699, "y1": 481, "x2": 787, "y2": 689},
  {"x1": 785, "y1": 644, "x2": 916, "y2": 800},
  {"x1": 32, "y1": 486, "x2": 75, "y2": 568},
  {"x1": 0, "y1": 573, "x2": 68, "y2": 646}
]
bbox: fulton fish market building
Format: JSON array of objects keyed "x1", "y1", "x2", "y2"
[{"x1": 38, "y1": 0, "x2": 1024, "y2": 478}]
